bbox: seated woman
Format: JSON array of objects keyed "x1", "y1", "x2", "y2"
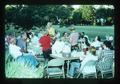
[
  {"x1": 9, "y1": 37, "x2": 39, "y2": 69},
  {"x1": 81, "y1": 37, "x2": 91, "y2": 52},
  {"x1": 96, "y1": 41, "x2": 114, "y2": 72},
  {"x1": 91, "y1": 36, "x2": 103, "y2": 50}
]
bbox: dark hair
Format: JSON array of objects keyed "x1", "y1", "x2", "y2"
[
  {"x1": 84, "y1": 37, "x2": 90, "y2": 47},
  {"x1": 103, "y1": 41, "x2": 112, "y2": 49},
  {"x1": 82, "y1": 32, "x2": 85, "y2": 35},
  {"x1": 81, "y1": 32, "x2": 85, "y2": 38},
  {"x1": 97, "y1": 36, "x2": 101, "y2": 41}
]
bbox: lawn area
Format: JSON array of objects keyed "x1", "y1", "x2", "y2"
[
  {"x1": 53, "y1": 25, "x2": 114, "y2": 41},
  {"x1": 5, "y1": 50, "x2": 44, "y2": 78}
]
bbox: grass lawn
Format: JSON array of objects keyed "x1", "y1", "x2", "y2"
[
  {"x1": 53, "y1": 25, "x2": 114, "y2": 41},
  {"x1": 5, "y1": 50, "x2": 44, "y2": 78}
]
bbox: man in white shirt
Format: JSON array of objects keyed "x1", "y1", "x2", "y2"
[
  {"x1": 52, "y1": 38, "x2": 65, "y2": 54},
  {"x1": 52, "y1": 38, "x2": 71, "y2": 58},
  {"x1": 9, "y1": 43, "x2": 22, "y2": 59},
  {"x1": 9, "y1": 37, "x2": 39, "y2": 69}
]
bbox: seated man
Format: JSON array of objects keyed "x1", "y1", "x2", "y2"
[
  {"x1": 9, "y1": 37, "x2": 39, "y2": 69},
  {"x1": 16, "y1": 32, "x2": 27, "y2": 53}
]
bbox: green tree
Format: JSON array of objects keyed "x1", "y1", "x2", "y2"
[
  {"x1": 72, "y1": 9, "x2": 82, "y2": 25},
  {"x1": 96, "y1": 7, "x2": 114, "y2": 25},
  {"x1": 79, "y1": 5, "x2": 96, "y2": 25}
]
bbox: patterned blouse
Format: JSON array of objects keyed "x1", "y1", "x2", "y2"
[{"x1": 96, "y1": 49, "x2": 114, "y2": 71}]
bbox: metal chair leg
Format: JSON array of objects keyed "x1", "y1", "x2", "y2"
[
  {"x1": 101, "y1": 73, "x2": 104, "y2": 78},
  {"x1": 95, "y1": 73, "x2": 97, "y2": 78},
  {"x1": 76, "y1": 72, "x2": 81, "y2": 78}
]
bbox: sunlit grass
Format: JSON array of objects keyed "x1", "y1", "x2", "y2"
[
  {"x1": 53, "y1": 25, "x2": 114, "y2": 41},
  {"x1": 5, "y1": 50, "x2": 44, "y2": 78},
  {"x1": 5, "y1": 60, "x2": 44, "y2": 78}
]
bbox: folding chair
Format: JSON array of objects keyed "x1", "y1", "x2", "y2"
[
  {"x1": 45, "y1": 58, "x2": 65, "y2": 78},
  {"x1": 96, "y1": 55, "x2": 114, "y2": 78},
  {"x1": 77, "y1": 60, "x2": 97, "y2": 78}
]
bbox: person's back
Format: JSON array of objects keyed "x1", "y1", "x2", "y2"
[
  {"x1": 39, "y1": 34, "x2": 52, "y2": 51},
  {"x1": 91, "y1": 36, "x2": 102, "y2": 49},
  {"x1": 96, "y1": 41, "x2": 114, "y2": 71},
  {"x1": 80, "y1": 53, "x2": 98, "y2": 69},
  {"x1": 97, "y1": 49, "x2": 113, "y2": 71},
  {"x1": 16, "y1": 33, "x2": 27, "y2": 52},
  {"x1": 69, "y1": 32, "x2": 79, "y2": 46},
  {"x1": 91, "y1": 41, "x2": 102, "y2": 48},
  {"x1": 52, "y1": 39, "x2": 65, "y2": 54},
  {"x1": 39, "y1": 34, "x2": 52, "y2": 62},
  {"x1": 16, "y1": 37, "x2": 26, "y2": 52}
]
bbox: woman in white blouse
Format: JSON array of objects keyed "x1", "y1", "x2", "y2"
[{"x1": 91, "y1": 36, "x2": 103, "y2": 50}]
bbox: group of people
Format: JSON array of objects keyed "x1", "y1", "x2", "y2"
[{"x1": 5, "y1": 22, "x2": 114, "y2": 78}]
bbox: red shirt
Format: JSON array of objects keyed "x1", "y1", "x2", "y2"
[{"x1": 39, "y1": 35, "x2": 52, "y2": 51}]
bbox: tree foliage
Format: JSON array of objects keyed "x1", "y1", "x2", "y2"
[
  {"x1": 79, "y1": 5, "x2": 96, "y2": 25},
  {"x1": 5, "y1": 5, "x2": 114, "y2": 29}
]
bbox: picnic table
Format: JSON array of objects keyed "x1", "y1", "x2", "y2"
[{"x1": 50, "y1": 51, "x2": 86, "y2": 77}]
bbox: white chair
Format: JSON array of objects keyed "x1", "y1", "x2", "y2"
[
  {"x1": 77, "y1": 60, "x2": 97, "y2": 78},
  {"x1": 97, "y1": 57, "x2": 114, "y2": 78},
  {"x1": 45, "y1": 58, "x2": 65, "y2": 78}
]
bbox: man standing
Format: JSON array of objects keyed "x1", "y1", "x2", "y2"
[
  {"x1": 69, "y1": 25, "x2": 79, "y2": 51},
  {"x1": 39, "y1": 32, "x2": 52, "y2": 63}
]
